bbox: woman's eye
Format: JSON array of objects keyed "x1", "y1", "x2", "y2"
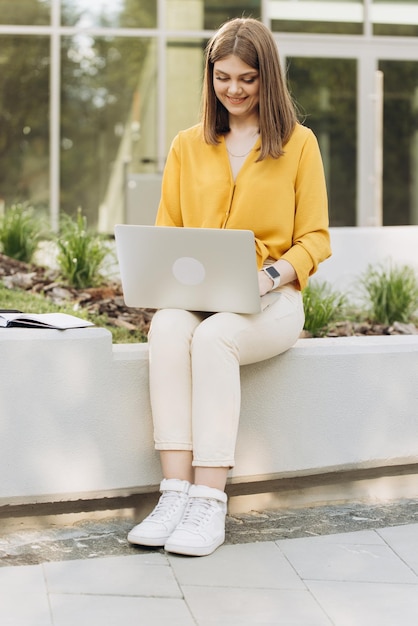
[{"x1": 214, "y1": 75, "x2": 257, "y2": 83}]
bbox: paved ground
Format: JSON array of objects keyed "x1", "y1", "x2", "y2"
[
  {"x1": 1, "y1": 498, "x2": 417, "y2": 567},
  {"x1": 0, "y1": 498, "x2": 418, "y2": 625}
]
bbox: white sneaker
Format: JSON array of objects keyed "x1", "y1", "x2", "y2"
[
  {"x1": 127, "y1": 479, "x2": 190, "y2": 546},
  {"x1": 164, "y1": 484, "x2": 227, "y2": 556}
]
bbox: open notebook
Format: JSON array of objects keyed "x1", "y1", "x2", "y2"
[{"x1": 0, "y1": 311, "x2": 94, "y2": 329}]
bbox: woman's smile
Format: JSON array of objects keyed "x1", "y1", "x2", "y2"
[{"x1": 227, "y1": 96, "x2": 247, "y2": 105}]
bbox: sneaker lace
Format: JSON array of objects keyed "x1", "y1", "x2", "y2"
[
  {"x1": 180, "y1": 497, "x2": 216, "y2": 529},
  {"x1": 148, "y1": 491, "x2": 184, "y2": 522}
]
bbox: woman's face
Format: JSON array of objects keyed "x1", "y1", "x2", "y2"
[{"x1": 213, "y1": 54, "x2": 260, "y2": 121}]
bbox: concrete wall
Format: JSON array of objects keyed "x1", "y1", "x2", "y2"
[
  {"x1": 1, "y1": 330, "x2": 158, "y2": 503},
  {"x1": 2, "y1": 328, "x2": 418, "y2": 506}
]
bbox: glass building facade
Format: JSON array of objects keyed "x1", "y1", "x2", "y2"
[{"x1": 0, "y1": 0, "x2": 417, "y2": 232}]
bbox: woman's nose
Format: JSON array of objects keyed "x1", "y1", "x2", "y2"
[{"x1": 228, "y1": 81, "x2": 241, "y2": 95}]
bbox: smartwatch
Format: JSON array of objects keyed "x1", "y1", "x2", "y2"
[{"x1": 262, "y1": 265, "x2": 281, "y2": 290}]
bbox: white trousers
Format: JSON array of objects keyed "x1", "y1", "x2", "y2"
[{"x1": 148, "y1": 285, "x2": 304, "y2": 468}]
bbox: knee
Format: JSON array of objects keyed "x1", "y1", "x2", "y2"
[
  {"x1": 191, "y1": 315, "x2": 238, "y2": 356},
  {"x1": 149, "y1": 309, "x2": 198, "y2": 341}
]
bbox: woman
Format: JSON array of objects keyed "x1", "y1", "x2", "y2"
[{"x1": 128, "y1": 17, "x2": 331, "y2": 556}]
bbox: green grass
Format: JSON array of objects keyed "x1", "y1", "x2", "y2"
[{"x1": 0, "y1": 283, "x2": 147, "y2": 344}]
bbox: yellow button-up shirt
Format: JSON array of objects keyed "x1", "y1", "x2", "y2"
[{"x1": 156, "y1": 122, "x2": 331, "y2": 290}]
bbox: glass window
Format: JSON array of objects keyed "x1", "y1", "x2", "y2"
[
  {"x1": 203, "y1": 0, "x2": 261, "y2": 30},
  {"x1": 61, "y1": 35, "x2": 157, "y2": 228},
  {"x1": 269, "y1": 0, "x2": 363, "y2": 35},
  {"x1": 0, "y1": 36, "x2": 50, "y2": 213},
  {"x1": 164, "y1": 0, "x2": 261, "y2": 31},
  {"x1": 287, "y1": 57, "x2": 357, "y2": 226},
  {"x1": 379, "y1": 60, "x2": 418, "y2": 225},
  {"x1": 165, "y1": 39, "x2": 205, "y2": 149},
  {"x1": 165, "y1": 0, "x2": 204, "y2": 29},
  {"x1": 373, "y1": 1, "x2": 418, "y2": 37},
  {"x1": 61, "y1": 0, "x2": 157, "y2": 29},
  {"x1": 0, "y1": 0, "x2": 50, "y2": 26}
]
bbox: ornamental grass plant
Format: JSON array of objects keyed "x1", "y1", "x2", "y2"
[
  {"x1": 56, "y1": 209, "x2": 111, "y2": 289},
  {"x1": 360, "y1": 262, "x2": 418, "y2": 326},
  {"x1": 0, "y1": 203, "x2": 45, "y2": 263},
  {"x1": 302, "y1": 280, "x2": 347, "y2": 337}
]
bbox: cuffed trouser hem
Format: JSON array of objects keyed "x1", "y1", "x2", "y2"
[
  {"x1": 154, "y1": 446, "x2": 234, "y2": 468},
  {"x1": 155, "y1": 443, "x2": 193, "y2": 451},
  {"x1": 192, "y1": 459, "x2": 234, "y2": 468}
]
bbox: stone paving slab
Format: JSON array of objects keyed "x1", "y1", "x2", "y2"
[
  {"x1": 1, "y1": 498, "x2": 417, "y2": 567},
  {"x1": 2, "y1": 526, "x2": 418, "y2": 626}
]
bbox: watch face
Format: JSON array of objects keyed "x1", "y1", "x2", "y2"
[{"x1": 266, "y1": 266, "x2": 280, "y2": 279}]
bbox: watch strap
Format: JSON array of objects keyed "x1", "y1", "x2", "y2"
[{"x1": 262, "y1": 266, "x2": 281, "y2": 290}]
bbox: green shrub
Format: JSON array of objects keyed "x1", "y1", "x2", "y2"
[
  {"x1": 0, "y1": 203, "x2": 44, "y2": 263},
  {"x1": 303, "y1": 281, "x2": 346, "y2": 337},
  {"x1": 361, "y1": 262, "x2": 418, "y2": 325},
  {"x1": 56, "y1": 209, "x2": 110, "y2": 289}
]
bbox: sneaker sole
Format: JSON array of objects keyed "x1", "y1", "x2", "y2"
[
  {"x1": 127, "y1": 533, "x2": 168, "y2": 547},
  {"x1": 164, "y1": 535, "x2": 225, "y2": 557}
]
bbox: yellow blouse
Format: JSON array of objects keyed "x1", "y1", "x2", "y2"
[{"x1": 156, "y1": 122, "x2": 331, "y2": 290}]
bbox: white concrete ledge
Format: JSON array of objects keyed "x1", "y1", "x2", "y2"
[{"x1": 2, "y1": 327, "x2": 418, "y2": 506}]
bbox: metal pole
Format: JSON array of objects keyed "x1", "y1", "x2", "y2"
[
  {"x1": 49, "y1": 0, "x2": 61, "y2": 232},
  {"x1": 373, "y1": 70, "x2": 384, "y2": 226},
  {"x1": 157, "y1": 0, "x2": 166, "y2": 173}
]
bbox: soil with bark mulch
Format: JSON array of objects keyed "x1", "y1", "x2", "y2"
[
  {"x1": 0, "y1": 253, "x2": 154, "y2": 337},
  {"x1": 1, "y1": 253, "x2": 417, "y2": 339}
]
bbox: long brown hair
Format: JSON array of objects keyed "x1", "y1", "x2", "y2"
[{"x1": 201, "y1": 18, "x2": 297, "y2": 160}]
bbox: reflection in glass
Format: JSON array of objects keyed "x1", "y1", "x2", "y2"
[
  {"x1": 287, "y1": 57, "x2": 357, "y2": 226},
  {"x1": 0, "y1": 0, "x2": 50, "y2": 26},
  {"x1": 269, "y1": 0, "x2": 363, "y2": 35},
  {"x1": 61, "y1": 0, "x2": 156, "y2": 29},
  {"x1": 0, "y1": 36, "x2": 50, "y2": 212},
  {"x1": 60, "y1": 35, "x2": 157, "y2": 228},
  {"x1": 164, "y1": 0, "x2": 261, "y2": 31},
  {"x1": 166, "y1": 39, "x2": 204, "y2": 148},
  {"x1": 373, "y1": 1, "x2": 418, "y2": 37},
  {"x1": 379, "y1": 61, "x2": 418, "y2": 225},
  {"x1": 203, "y1": 0, "x2": 261, "y2": 30}
]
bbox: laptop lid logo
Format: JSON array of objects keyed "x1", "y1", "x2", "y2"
[{"x1": 172, "y1": 257, "x2": 206, "y2": 286}]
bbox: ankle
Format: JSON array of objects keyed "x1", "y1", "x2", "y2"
[{"x1": 194, "y1": 467, "x2": 228, "y2": 491}]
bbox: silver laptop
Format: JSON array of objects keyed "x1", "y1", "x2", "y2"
[{"x1": 114, "y1": 224, "x2": 264, "y2": 314}]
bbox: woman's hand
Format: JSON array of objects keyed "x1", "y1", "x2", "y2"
[
  {"x1": 258, "y1": 259, "x2": 298, "y2": 296},
  {"x1": 258, "y1": 270, "x2": 274, "y2": 296}
]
